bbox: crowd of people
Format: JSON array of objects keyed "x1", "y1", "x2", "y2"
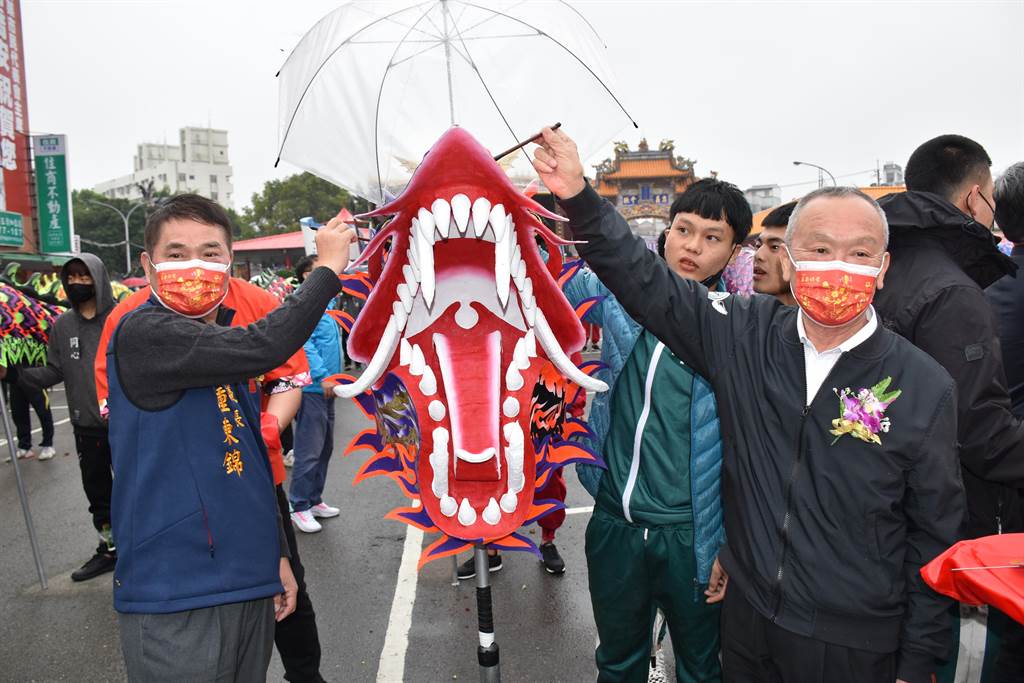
[{"x1": 2, "y1": 127, "x2": 1022, "y2": 683}]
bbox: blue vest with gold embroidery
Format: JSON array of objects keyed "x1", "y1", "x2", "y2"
[{"x1": 106, "y1": 305, "x2": 281, "y2": 613}]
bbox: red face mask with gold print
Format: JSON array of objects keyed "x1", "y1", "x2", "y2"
[
  {"x1": 787, "y1": 252, "x2": 885, "y2": 327},
  {"x1": 151, "y1": 259, "x2": 230, "y2": 319}
]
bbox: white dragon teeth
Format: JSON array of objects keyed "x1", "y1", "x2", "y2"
[
  {"x1": 472, "y1": 197, "x2": 491, "y2": 238},
  {"x1": 505, "y1": 361, "x2": 524, "y2": 391},
  {"x1": 419, "y1": 365, "x2": 437, "y2": 396},
  {"x1": 512, "y1": 337, "x2": 531, "y2": 371},
  {"x1": 534, "y1": 309, "x2": 608, "y2": 392},
  {"x1": 489, "y1": 204, "x2": 507, "y2": 241},
  {"x1": 431, "y1": 199, "x2": 451, "y2": 241},
  {"x1": 523, "y1": 329, "x2": 536, "y2": 358},
  {"x1": 397, "y1": 283, "x2": 413, "y2": 313},
  {"x1": 415, "y1": 212, "x2": 435, "y2": 307},
  {"x1": 428, "y1": 400, "x2": 446, "y2": 421},
  {"x1": 409, "y1": 343, "x2": 426, "y2": 376},
  {"x1": 335, "y1": 315, "x2": 400, "y2": 398},
  {"x1": 458, "y1": 498, "x2": 477, "y2": 526},
  {"x1": 502, "y1": 396, "x2": 520, "y2": 418},
  {"x1": 440, "y1": 495, "x2": 457, "y2": 517},
  {"x1": 451, "y1": 194, "x2": 471, "y2": 235},
  {"x1": 416, "y1": 208, "x2": 436, "y2": 245},
  {"x1": 482, "y1": 498, "x2": 501, "y2": 526},
  {"x1": 399, "y1": 337, "x2": 412, "y2": 366},
  {"x1": 499, "y1": 492, "x2": 517, "y2": 514},
  {"x1": 392, "y1": 300, "x2": 407, "y2": 329}
]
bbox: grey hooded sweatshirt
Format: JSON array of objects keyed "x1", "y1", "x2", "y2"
[{"x1": 18, "y1": 253, "x2": 115, "y2": 435}]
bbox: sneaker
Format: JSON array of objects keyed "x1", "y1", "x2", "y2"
[
  {"x1": 539, "y1": 542, "x2": 565, "y2": 575},
  {"x1": 291, "y1": 510, "x2": 322, "y2": 533},
  {"x1": 647, "y1": 648, "x2": 666, "y2": 683},
  {"x1": 457, "y1": 553, "x2": 502, "y2": 580},
  {"x1": 71, "y1": 551, "x2": 116, "y2": 582},
  {"x1": 17, "y1": 448, "x2": 33, "y2": 460},
  {"x1": 38, "y1": 446, "x2": 56, "y2": 461},
  {"x1": 310, "y1": 502, "x2": 340, "y2": 519},
  {"x1": 282, "y1": 450, "x2": 295, "y2": 468}
]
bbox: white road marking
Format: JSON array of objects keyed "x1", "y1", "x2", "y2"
[
  {"x1": 376, "y1": 504, "x2": 424, "y2": 683},
  {"x1": 565, "y1": 505, "x2": 594, "y2": 515},
  {"x1": 0, "y1": 417, "x2": 71, "y2": 448}
]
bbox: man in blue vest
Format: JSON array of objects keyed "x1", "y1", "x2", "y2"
[
  {"x1": 106, "y1": 194, "x2": 353, "y2": 682},
  {"x1": 566, "y1": 179, "x2": 751, "y2": 682}
]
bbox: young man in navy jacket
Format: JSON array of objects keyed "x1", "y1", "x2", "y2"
[{"x1": 106, "y1": 194, "x2": 353, "y2": 682}]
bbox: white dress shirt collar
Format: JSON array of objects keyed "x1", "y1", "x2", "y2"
[{"x1": 797, "y1": 306, "x2": 878, "y2": 405}]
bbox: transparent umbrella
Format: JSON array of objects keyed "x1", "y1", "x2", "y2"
[{"x1": 276, "y1": 0, "x2": 636, "y2": 204}]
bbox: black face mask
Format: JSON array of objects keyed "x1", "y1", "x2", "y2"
[{"x1": 66, "y1": 283, "x2": 95, "y2": 305}]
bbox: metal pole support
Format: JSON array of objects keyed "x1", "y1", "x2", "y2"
[
  {"x1": 0, "y1": 383, "x2": 47, "y2": 589},
  {"x1": 473, "y1": 544, "x2": 500, "y2": 682}
]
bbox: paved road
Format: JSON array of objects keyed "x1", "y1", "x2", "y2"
[{"x1": 0, "y1": 385, "x2": 678, "y2": 682}]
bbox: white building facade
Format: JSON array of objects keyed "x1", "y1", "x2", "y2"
[
  {"x1": 93, "y1": 126, "x2": 234, "y2": 207},
  {"x1": 744, "y1": 184, "x2": 782, "y2": 213}
]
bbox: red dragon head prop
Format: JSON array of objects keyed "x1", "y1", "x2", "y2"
[{"x1": 334, "y1": 128, "x2": 607, "y2": 566}]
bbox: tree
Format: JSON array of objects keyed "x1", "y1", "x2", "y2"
[
  {"x1": 71, "y1": 189, "x2": 149, "y2": 278},
  {"x1": 239, "y1": 172, "x2": 370, "y2": 238}
]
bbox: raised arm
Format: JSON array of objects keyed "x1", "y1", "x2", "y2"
[{"x1": 534, "y1": 127, "x2": 745, "y2": 379}]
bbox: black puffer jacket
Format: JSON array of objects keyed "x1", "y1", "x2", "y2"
[
  {"x1": 563, "y1": 185, "x2": 965, "y2": 683},
  {"x1": 874, "y1": 190, "x2": 1024, "y2": 538}
]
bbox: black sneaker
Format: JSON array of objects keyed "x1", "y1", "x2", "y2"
[
  {"x1": 456, "y1": 553, "x2": 502, "y2": 580},
  {"x1": 71, "y1": 551, "x2": 116, "y2": 582},
  {"x1": 539, "y1": 542, "x2": 565, "y2": 575}
]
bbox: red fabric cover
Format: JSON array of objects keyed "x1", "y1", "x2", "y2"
[
  {"x1": 920, "y1": 533, "x2": 1024, "y2": 625},
  {"x1": 260, "y1": 413, "x2": 286, "y2": 486}
]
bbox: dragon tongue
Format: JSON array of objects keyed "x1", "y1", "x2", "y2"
[{"x1": 433, "y1": 329, "x2": 501, "y2": 482}]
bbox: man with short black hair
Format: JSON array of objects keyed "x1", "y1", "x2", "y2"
[
  {"x1": 874, "y1": 135, "x2": 1024, "y2": 533},
  {"x1": 753, "y1": 201, "x2": 797, "y2": 305},
  {"x1": 566, "y1": 176, "x2": 752, "y2": 681},
  {"x1": 874, "y1": 135, "x2": 1024, "y2": 682},
  {"x1": 106, "y1": 193, "x2": 354, "y2": 681}
]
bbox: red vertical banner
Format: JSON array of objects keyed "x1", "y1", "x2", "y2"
[{"x1": 0, "y1": 0, "x2": 32, "y2": 252}]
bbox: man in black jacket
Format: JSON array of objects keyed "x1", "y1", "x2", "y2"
[
  {"x1": 874, "y1": 135, "x2": 1023, "y2": 543},
  {"x1": 1, "y1": 254, "x2": 119, "y2": 581},
  {"x1": 532, "y1": 126, "x2": 965, "y2": 683}
]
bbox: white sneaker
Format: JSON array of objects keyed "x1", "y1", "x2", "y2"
[
  {"x1": 16, "y1": 448, "x2": 33, "y2": 460},
  {"x1": 310, "y1": 502, "x2": 340, "y2": 519},
  {"x1": 38, "y1": 446, "x2": 56, "y2": 461},
  {"x1": 282, "y1": 450, "x2": 294, "y2": 468},
  {"x1": 291, "y1": 510, "x2": 322, "y2": 533}
]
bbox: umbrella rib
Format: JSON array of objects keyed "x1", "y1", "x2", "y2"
[
  {"x1": 373, "y1": 4, "x2": 442, "y2": 201},
  {"x1": 447, "y1": 10, "x2": 518, "y2": 145},
  {"x1": 276, "y1": 2, "x2": 435, "y2": 168},
  {"x1": 390, "y1": 41, "x2": 444, "y2": 69},
  {"x1": 456, "y1": 0, "x2": 638, "y2": 128},
  {"x1": 448, "y1": 0, "x2": 529, "y2": 37}
]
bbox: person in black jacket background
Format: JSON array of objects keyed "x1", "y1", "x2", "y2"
[
  {"x1": 981, "y1": 161, "x2": 1024, "y2": 683},
  {"x1": 873, "y1": 135, "x2": 1024, "y2": 683},
  {"x1": 533, "y1": 126, "x2": 965, "y2": 683}
]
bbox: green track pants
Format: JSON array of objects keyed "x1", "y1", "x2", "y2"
[{"x1": 585, "y1": 507, "x2": 721, "y2": 683}]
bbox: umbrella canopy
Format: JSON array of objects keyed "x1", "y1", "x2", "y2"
[
  {"x1": 921, "y1": 533, "x2": 1024, "y2": 625},
  {"x1": 277, "y1": 0, "x2": 636, "y2": 204}
]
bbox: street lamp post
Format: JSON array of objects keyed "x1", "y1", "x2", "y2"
[
  {"x1": 85, "y1": 199, "x2": 145, "y2": 275},
  {"x1": 792, "y1": 160, "x2": 837, "y2": 188}
]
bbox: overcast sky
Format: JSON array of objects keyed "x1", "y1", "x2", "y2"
[{"x1": 24, "y1": 0, "x2": 1024, "y2": 211}]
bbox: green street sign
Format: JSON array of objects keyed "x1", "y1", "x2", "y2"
[
  {"x1": 0, "y1": 210, "x2": 23, "y2": 246},
  {"x1": 32, "y1": 134, "x2": 73, "y2": 253}
]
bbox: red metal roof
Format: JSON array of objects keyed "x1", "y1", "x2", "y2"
[
  {"x1": 233, "y1": 209, "x2": 355, "y2": 252},
  {"x1": 233, "y1": 231, "x2": 305, "y2": 251}
]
